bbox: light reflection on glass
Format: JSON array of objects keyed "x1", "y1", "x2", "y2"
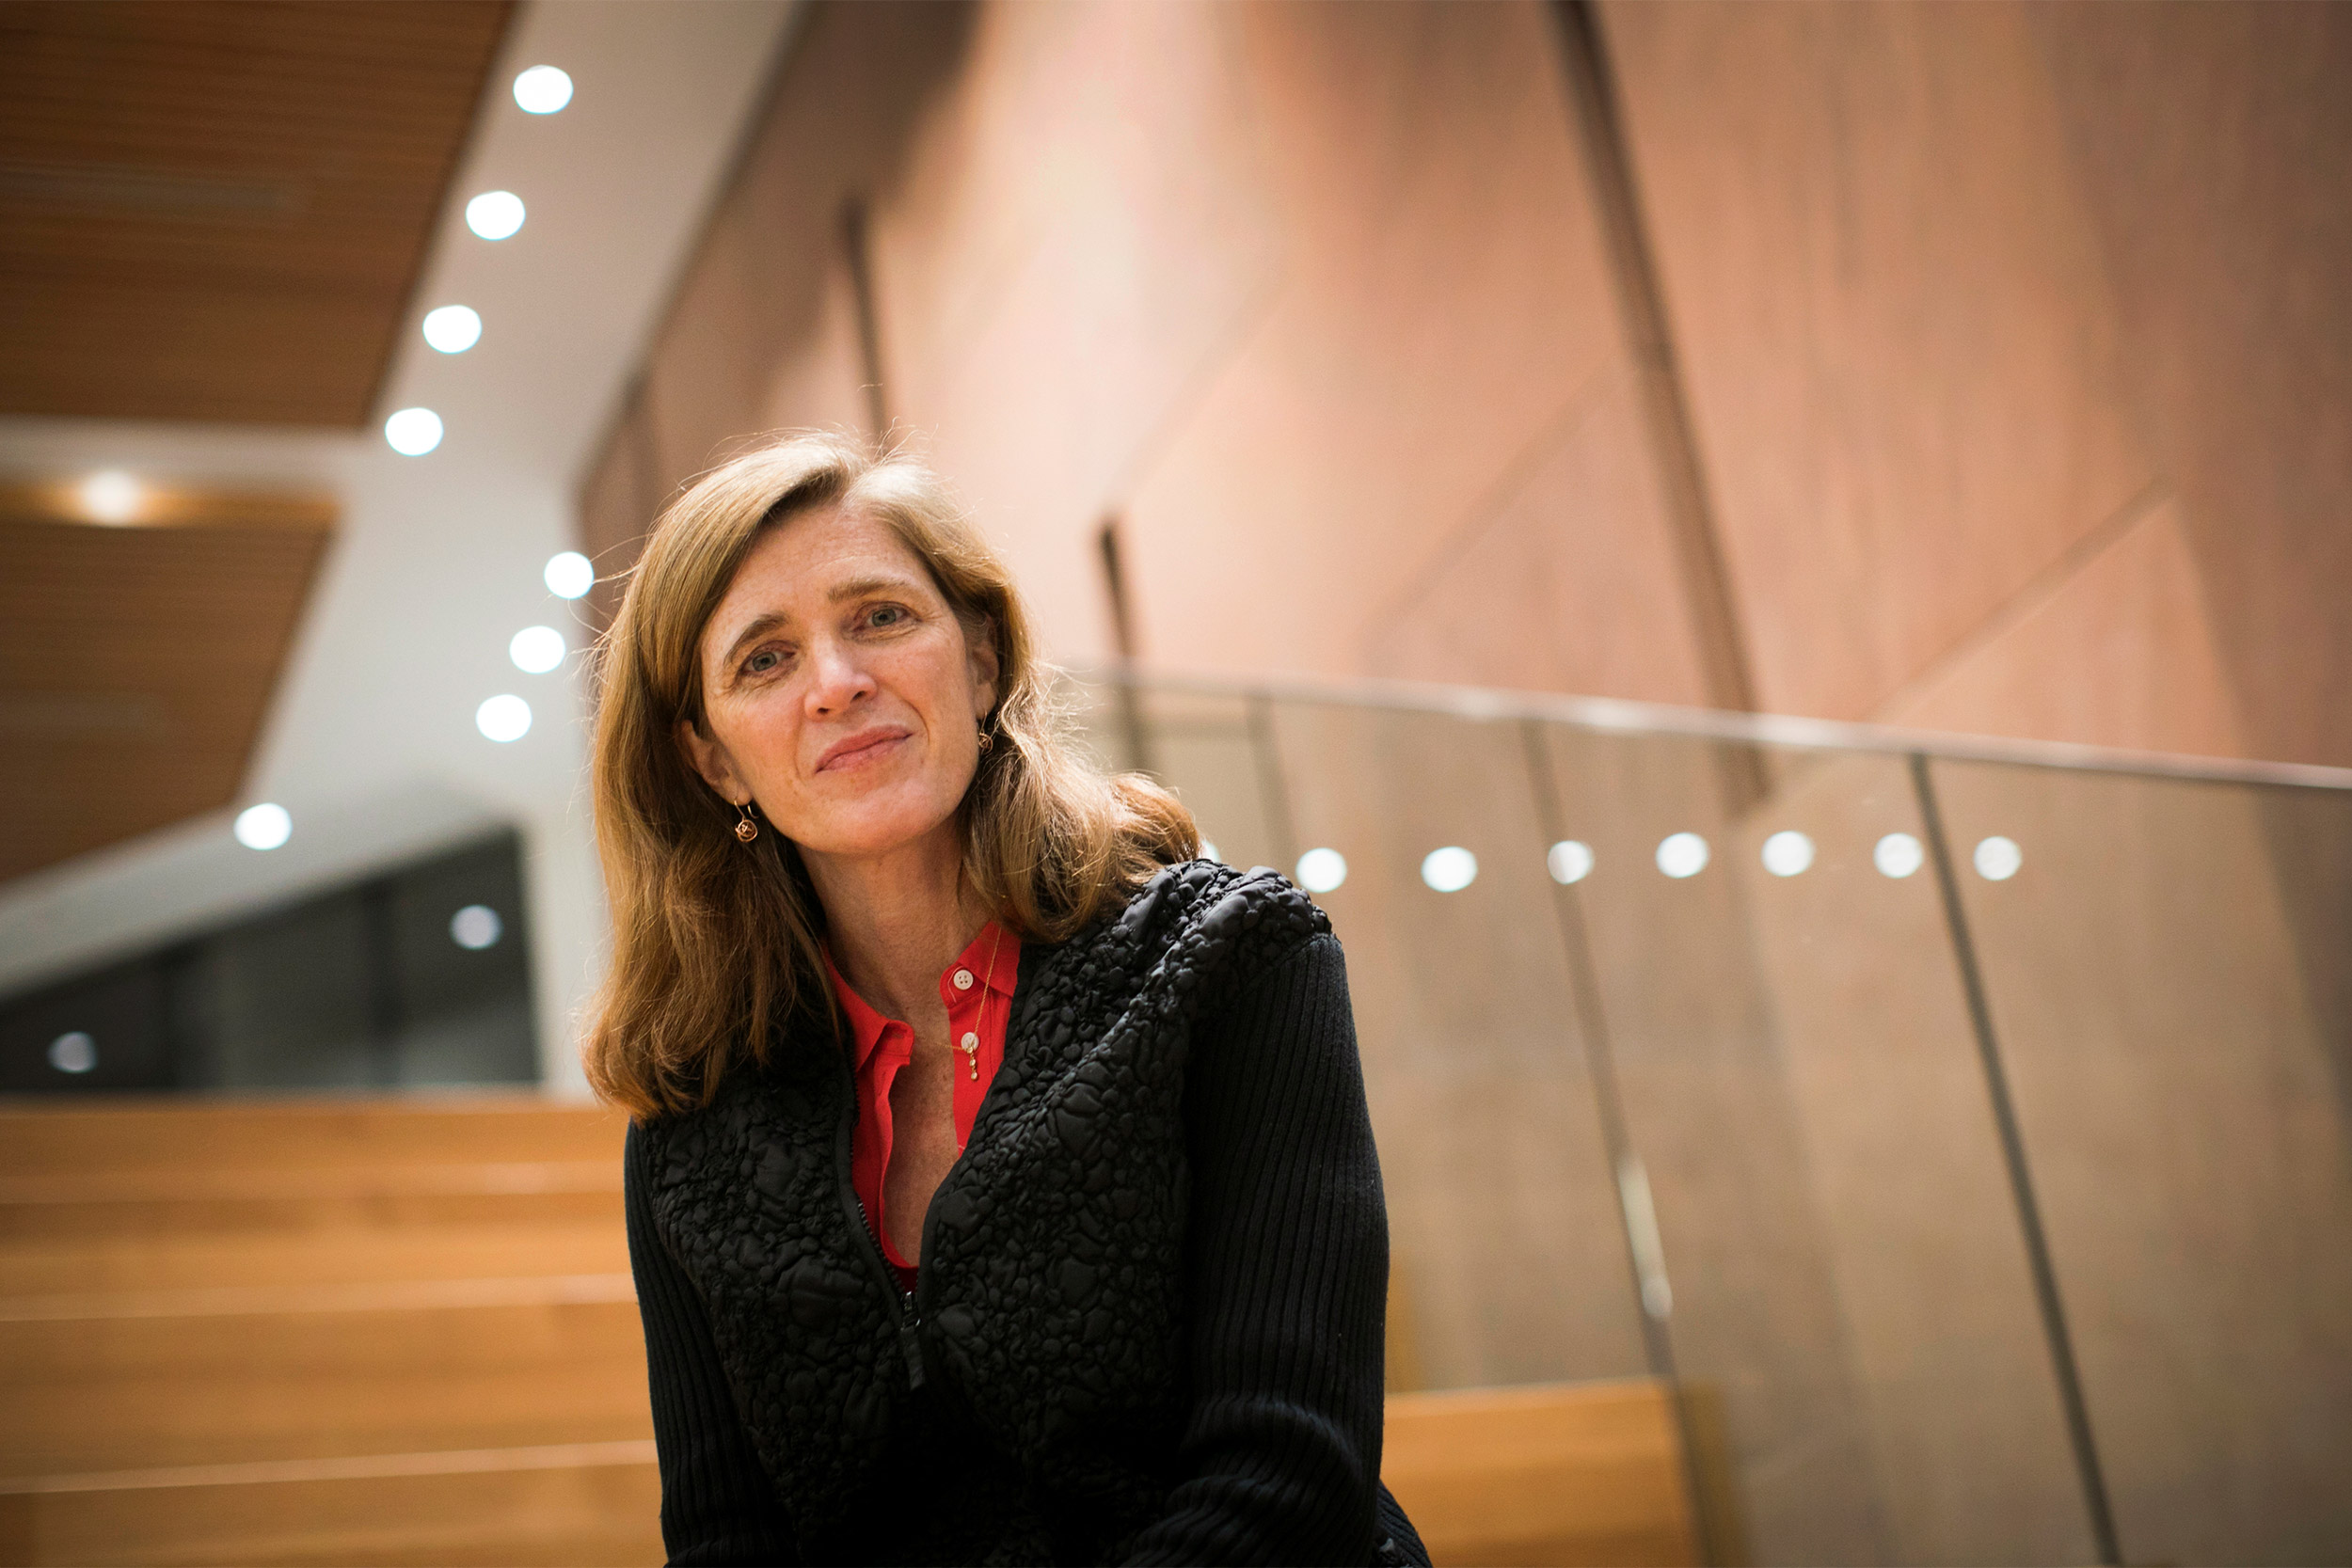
[
  {"x1": 1295, "y1": 847, "x2": 1346, "y2": 894},
  {"x1": 1760, "y1": 830, "x2": 1815, "y2": 877},
  {"x1": 1547, "y1": 839, "x2": 1594, "y2": 884},
  {"x1": 1875, "y1": 832, "x2": 1925, "y2": 879},
  {"x1": 1974, "y1": 835, "x2": 2024, "y2": 881},
  {"x1": 1656, "y1": 832, "x2": 1709, "y2": 879}
]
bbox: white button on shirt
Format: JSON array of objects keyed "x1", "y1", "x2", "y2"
[{"x1": 953, "y1": 969, "x2": 975, "y2": 990}]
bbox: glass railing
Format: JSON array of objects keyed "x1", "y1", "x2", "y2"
[{"x1": 1073, "y1": 670, "x2": 2352, "y2": 1568}]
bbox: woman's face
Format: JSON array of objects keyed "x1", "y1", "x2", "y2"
[{"x1": 678, "y1": 501, "x2": 998, "y2": 863}]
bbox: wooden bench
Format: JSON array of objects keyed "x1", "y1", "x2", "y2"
[{"x1": 1382, "y1": 1379, "x2": 1703, "y2": 1566}]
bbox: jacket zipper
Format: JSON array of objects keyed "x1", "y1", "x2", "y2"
[
  {"x1": 855, "y1": 1192, "x2": 926, "y2": 1390},
  {"x1": 834, "y1": 968, "x2": 1035, "y2": 1396},
  {"x1": 835, "y1": 1046, "x2": 926, "y2": 1390}
]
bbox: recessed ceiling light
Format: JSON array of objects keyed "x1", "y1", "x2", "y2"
[
  {"x1": 477, "y1": 694, "x2": 532, "y2": 742},
  {"x1": 510, "y1": 625, "x2": 565, "y2": 673},
  {"x1": 48, "y1": 1031, "x2": 98, "y2": 1074},
  {"x1": 513, "y1": 64, "x2": 573, "y2": 115},
  {"x1": 77, "y1": 469, "x2": 143, "y2": 524},
  {"x1": 450, "y1": 904, "x2": 503, "y2": 950},
  {"x1": 384, "y1": 407, "x2": 443, "y2": 456},
  {"x1": 544, "y1": 550, "x2": 595, "y2": 599},
  {"x1": 233, "y1": 802, "x2": 293, "y2": 850},
  {"x1": 421, "y1": 304, "x2": 482, "y2": 354},
  {"x1": 466, "y1": 190, "x2": 526, "y2": 240},
  {"x1": 1295, "y1": 847, "x2": 1347, "y2": 894}
]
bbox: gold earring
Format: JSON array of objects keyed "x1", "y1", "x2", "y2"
[
  {"x1": 977, "y1": 712, "x2": 996, "y2": 753},
  {"x1": 733, "y1": 801, "x2": 758, "y2": 843}
]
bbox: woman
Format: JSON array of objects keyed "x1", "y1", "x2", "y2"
[{"x1": 586, "y1": 433, "x2": 1424, "y2": 1566}]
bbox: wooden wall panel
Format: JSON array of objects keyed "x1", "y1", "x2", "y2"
[
  {"x1": 2026, "y1": 4, "x2": 2352, "y2": 769},
  {"x1": 866, "y1": 0, "x2": 1281, "y2": 660},
  {"x1": 596, "y1": 0, "x2": 1716, "y2": 709},
  {"x1": 1879, "y1": 495, "x2": 2245, "y2": 758},
  {"x1": 575, "y1": 378, "x2": 659, "y2": 632},
  {"x1": 754, "y1": 245, "x2": 873, "y2": 442},
  {"x1": 641, "y1": 198, "x2": 776, "y2": 490},
  {"x1": 590, "y1": 0, "x2": 2352, "y2": 771},
  {"x1": 1120, "y1": 0, "x2": 1675, "y2": 685},
  {"x1": 633, "y1": 4, "x2": 972, "y2": 486},
  {"x1": 1597, "y1": 1, "x2": 2153, "y2": 726},
  {"x1": 1371, "y1": 364, "x2": 1712, "y2": 705}
]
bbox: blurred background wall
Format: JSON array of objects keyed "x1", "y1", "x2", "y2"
[{"x1": 583, "y1": 0, "x2": 2352, "y2": 769}]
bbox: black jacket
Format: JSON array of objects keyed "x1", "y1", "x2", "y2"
[{"x1": 625, "y1": 861, "x2": 1428, "y2": 1564}]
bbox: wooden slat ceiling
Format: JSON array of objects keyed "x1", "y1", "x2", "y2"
[
  {"x1": 0, "y1": 0, "x2": 511, "y2": 425},
  {"x1": 0, "y1": 486, "x2": 334, "y2": 882}
]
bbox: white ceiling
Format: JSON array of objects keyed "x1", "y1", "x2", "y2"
[{"x1": 0, "y1": 0, "x2": 799, "y2": 1092}]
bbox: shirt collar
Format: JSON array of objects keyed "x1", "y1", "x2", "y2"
[
  {"x1": 825, "y1": 921, "x2": 1019, "y2": 1070},
  {"x1": 825, "y1": 954, "x2": 898, "y2": 1071},
  {"x1": 952, "y1": 920, "x2": 1020, "y2": 1004}
]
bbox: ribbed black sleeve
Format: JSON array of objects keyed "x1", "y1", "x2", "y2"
[
  {"x1": 624, "y1": 1121, "x2": 799, "y2": 1566},
  {"x1": 1124, "y1": 933, "x2": 1396, "y2": 1566}
]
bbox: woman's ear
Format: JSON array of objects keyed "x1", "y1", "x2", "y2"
[
  {"x1": 675, "y1": 716, "x2": 746, "y2": 803},
  {"x1": 966, "y1": 617, "x2": 1002, "y2": 721}
]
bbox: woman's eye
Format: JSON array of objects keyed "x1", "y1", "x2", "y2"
[
  {"x1": 868, "y1": 605, "x2": 908, "y2": 628},
  {"x1": 745, "y1": 649, "x2": 783, "y2": 674}
]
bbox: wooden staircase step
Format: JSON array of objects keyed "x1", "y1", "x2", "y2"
[
  {"x1": 0, "y1": 1443, "x2": 662, "y2": 1567},
  {"x1": 0, "y1": 1099, "x2": 1711, "y2": 1567},
  {"x1": 0, "y1": 1221, "x2": 629, "y2": 1296},
  {"x1": 0, "y1": 1098, "x2": 627, "y2": 1180},
  {"x1": 1382, "y1": 1379, "x2": 1700, "y2": 1567},
  {"x1": 0, "y1": 1288, "x2": 641, "y2": 1381},
  {"x1": 0, "y1": 1164, "x2": 621, "y2": 1204},
  {"x1": 5, "y1": 1363, "x2": 649, "y2": 1476},
  {"x1": 0, "y1": 1173, "x2": 621, "y2": 1240},
  {"x1": 0, "y1": 1097, "x2": 659, "y2": 1563},
  {"x1": 1, "y1": 1286, "x2": 650, "y2": 1474}
]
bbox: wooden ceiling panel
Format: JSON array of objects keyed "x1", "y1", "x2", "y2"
[
  {"x1": 0, "y1": 1, "x2": 511, "y2": 425},
  {"x1": 0, "y1": 487, "x2": 334, "y2": 880}
]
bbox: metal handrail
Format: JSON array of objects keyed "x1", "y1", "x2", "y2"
[{"x1": 1074, "y1": 661, "x2": 2352, "y2": 793}]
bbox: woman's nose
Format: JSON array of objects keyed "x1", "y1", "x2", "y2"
[{"x1": 803, "y1": 638, "x2": 875, "y2": 715}]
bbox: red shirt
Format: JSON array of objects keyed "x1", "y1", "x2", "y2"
[{"x1": 828, "y1": 923, "x2": 1021, "y2": 1293}]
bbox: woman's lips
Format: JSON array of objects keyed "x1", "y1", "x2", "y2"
[{"x1": 815, "y1": 728, "x2": 910, "y2": 773}]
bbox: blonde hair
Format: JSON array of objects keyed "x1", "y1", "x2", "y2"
[{"x1": 582, "y1": 432, "x2": 1197, "y2": 1119}]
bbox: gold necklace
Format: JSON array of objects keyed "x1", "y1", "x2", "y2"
[{"x1": 959, "y1": 921, "x2": 1006, "y2": 1083}]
